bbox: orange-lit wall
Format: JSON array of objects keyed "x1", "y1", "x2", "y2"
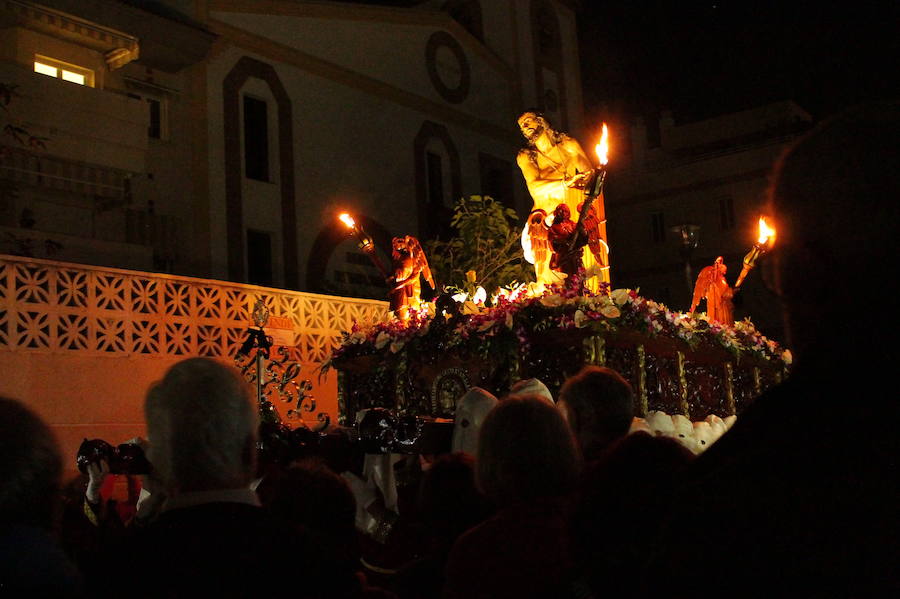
[
  {"x1": 0, "y1": 351, "x2": 339, "y2": 477},
  {"x1": 0, "y1": 255, "x2": 382, "y2": 476}
]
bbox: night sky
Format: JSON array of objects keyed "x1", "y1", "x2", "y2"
[
  {"x1": 347, "y1": 1, "x2": 898, "y2": 130},
  {"x1": 577, "y1": 1, "x2": 899, "y2": 129}
]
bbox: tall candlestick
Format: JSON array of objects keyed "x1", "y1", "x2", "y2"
[{"x1": 569, "y1": 123, "x2": 610, "y2": 253}]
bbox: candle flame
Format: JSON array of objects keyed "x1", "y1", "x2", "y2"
[
  {"x1": 595, "y1": 123, "x2": 609, "y2": 166},
  {"x1": 339, "y1": 213, "x2": 356, "y2": 228},
  {"x1": 758, "y1": 217, "x2": 776, "y2": 246}
]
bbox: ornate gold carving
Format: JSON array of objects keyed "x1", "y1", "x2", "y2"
[
  {"x1": 430, "y1": 367, "x2": 470, "y2": 417},
  {"x1": 724, "y1": 361, "x2": 735, "y2": 415},
  {"x1": 676, "y1": 350, "x2": 689, "y2": 416},
  {"x1": 636, "y1": 344, "x2": 648, "y2": 416},
  {"x1": 582, "y1": 334, "x2": 606, "y2": 366}
]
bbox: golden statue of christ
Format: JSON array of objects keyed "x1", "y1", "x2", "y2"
[{"x1": 516, "y1": 111, "x2": 610, "y2": 292}]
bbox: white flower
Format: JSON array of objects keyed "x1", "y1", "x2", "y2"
[
  {"x1": 505, "y1": 312, "x2": 514, "y2": 329},
  {"x1": 782, "y1": 349, "x2": 793, "y2": 365},
  {"x1": 540, "y1": 294, "x2": 563, "y2": 307},
  {"x1": 600, "y1": 304, "x2": 621, "y2": 319},
  {"x1": 610, "y1": 288, "x2": 631, "y2": 306},
  {"x1": 374, "y1": 331, "x2": 391, "y2": 349},
  {"x1": 574, "y1": 309, "x2": 588, "y2": 328}
]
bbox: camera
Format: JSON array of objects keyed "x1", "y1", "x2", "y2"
[{"x1": 76, "y1": 438, "x2": 151, "y2": 475}]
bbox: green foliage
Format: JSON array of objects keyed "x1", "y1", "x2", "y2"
[{"x1": 425, "y1": 195, "x2": 533, "y2": 294}]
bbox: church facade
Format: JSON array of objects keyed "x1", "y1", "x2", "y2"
[{"x1": 1, "y1": 0, "x2": 586, "y2": 299}]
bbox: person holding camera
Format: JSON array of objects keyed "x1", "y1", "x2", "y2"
[
  {"x1": 96, "y1": 358, "x2": 311, "y2": 596},
  {"x1": 77, "y1": 437, "x2": 162, "y2": 529}
]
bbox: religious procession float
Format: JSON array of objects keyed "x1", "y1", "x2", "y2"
[{"x1": 324, "y1": 113, "x2": 790, "y2": 429}]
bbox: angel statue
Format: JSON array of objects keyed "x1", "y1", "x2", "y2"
[
  {"x1": 517, "y1": 110, "x2": 609, "y2": 292},
  {"x1": 389, "y1": 235, "x2": 435, "y2": 322},
  {"x1": 689, "y1": 256, "x2": 734, "y2": 326},
  {"x1": 523, "y1": 203, "x2": 591, "y2": 292},
  {"x1": 525, "y1": 209, "x2": 552, "y2": 285}
]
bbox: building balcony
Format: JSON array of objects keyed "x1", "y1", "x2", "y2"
[{"x1": 0, "y1": 61, "x2": 148, "y2": 172}]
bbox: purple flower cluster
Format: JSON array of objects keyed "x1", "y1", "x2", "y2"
[{"x1": 325, "y1": 286, "x2": 790, "y2": 370}]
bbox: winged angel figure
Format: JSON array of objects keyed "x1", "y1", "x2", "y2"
[
  {"x1": 523, "y1": 201, "x2": 609, "y2": 291},
  {"x1": 389, "y1": 235, "x2": 435, "y2": 321}
]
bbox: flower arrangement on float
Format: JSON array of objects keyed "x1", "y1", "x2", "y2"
[{"x1": 322, "y1": 280, "x2": 791, "y2": 374}]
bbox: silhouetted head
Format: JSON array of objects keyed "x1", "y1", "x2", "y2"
[
  {"x1": 419, "y1": 452, "x2": 491, "y2": 543},
  {"x1": 145, "y1": 358, "x2": 257, "y2": 494},
  {"x1": 767, "y1": 102, "x2": 900, "y2": 360},
  {"x1": 476, "y1": 395, "x2": 580, "y2": 506},
  {"x1": 558, "y1": 366, "x2": 635, "y2": 461},
  {"x1": 0, "y1": 397, "x2": 62, "y2": 529}
]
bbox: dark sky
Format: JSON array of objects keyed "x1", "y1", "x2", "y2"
[
  {"x1": 336, "y1": 1, "x2": 897, "y2": 126},
  {"x1": 577, "y1": 1, "x2": 899, "y2": 127}
]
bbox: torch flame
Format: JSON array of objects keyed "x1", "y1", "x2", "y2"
[
  {"x1": 595, "y1": 123, "x2": 609, "y2": 166},
  {"x1": 757, "y1": 216, "x2": 776, "y2": 246},
  {"x1": 339, "y1": 213, "x2": 356, "y2": 228}
]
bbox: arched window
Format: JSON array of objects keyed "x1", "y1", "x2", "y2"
[
  {"x1": 478, "y1": 153, "x2": 516, "y2": 211},
  {"x1": 414, "y1": 121, "x2": 462, "y2": 241},
  {"x1": 305, "y1": 216, "x2": 393, "y2": 297},
  {"x1": 222, "y1": 57, "x2": 297, "y2": 288}
]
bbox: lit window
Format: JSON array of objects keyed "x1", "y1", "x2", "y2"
[
  {"x1": 33, "y1": 55, "x2": 94, "y2": 87},
  {"x1": 34, "y1": 62, "x2": 57, "y2": 77},
  {"x1": 60, "y1": 70, "x2": 85, "y2": 85}
]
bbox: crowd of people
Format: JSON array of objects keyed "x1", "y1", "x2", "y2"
[{"x1": 1, "y1": 106, "x2": 896, "y2": 597}]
